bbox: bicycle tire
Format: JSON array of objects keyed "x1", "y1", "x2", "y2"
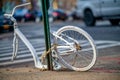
[{"x1": 55, "y1": 26, "x2": 97, "y2": 71}]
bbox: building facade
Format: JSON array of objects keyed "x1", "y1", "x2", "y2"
[{"x1": 56, "y1": 0, "x2": 76, "y2": 10}]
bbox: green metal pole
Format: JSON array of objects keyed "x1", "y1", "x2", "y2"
[{"x1": 41, "y1": 0, "x2": 53, "y2": 70}]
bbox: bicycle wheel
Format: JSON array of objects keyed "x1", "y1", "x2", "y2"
[{"x1": 55, "y1": 26, "x2": 97, "y2": 71}]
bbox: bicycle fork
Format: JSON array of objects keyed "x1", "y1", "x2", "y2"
[{"x1": 12, "y1": 32, "x2": 18, "y2": 61}]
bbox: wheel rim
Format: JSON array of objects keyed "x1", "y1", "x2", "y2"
[{"x1": 56, "y1": 26, "x2": 97, "y2": 71}]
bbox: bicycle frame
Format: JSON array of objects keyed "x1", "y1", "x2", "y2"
[
  {"x1": 11, "y1": 18, "x2": 75, "y2": 69},
  {"x1": 4, "y1": 2, "x2": 75, "y2": 70}
]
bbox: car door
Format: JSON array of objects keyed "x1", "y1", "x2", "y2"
[
  {"x1": 114, "y1": 0, "x2": 120, "y2": 15},
  {"x1": 100, "y1": 0, "x2": 120, "y2": 16}
]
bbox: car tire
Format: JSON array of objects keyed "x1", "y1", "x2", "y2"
[
  {"x1": 109, "y1": 19, "x2": 119, "y2": 25},
  {"x1": 83, "y1": 9, "x2": 96, "y2": 26}
]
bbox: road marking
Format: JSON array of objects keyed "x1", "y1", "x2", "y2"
[
  {"x1": 0, "y1": 40, "x2": 120, "y2": 66},
  {"x1": 95, "y1": 40, "x2": 120, "y2": 49},
  {"x1": 0, "y1": 49, "x2": 43, "y2": 61},
  {"x1": 0, "y1": 58, "x2": 34, "y2": 66}
]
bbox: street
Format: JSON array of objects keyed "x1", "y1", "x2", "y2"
[{"x1": 0, "y1": 20, "x2": 120, "y2": 73}]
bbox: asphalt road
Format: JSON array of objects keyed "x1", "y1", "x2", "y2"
[
  {"x1": 0, "y1": 20, "x2": 120, "y2": 41},
  {"x1": 17, "y1": 20, "x2": 120, "y2": 41},
  {"x1": 0, "y1": 20, "x2": 120, "y2": 72}
]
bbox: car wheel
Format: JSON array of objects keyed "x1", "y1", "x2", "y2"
[
  {"x1": 109, "y1": 19, "x2": 119, "y2": 25},
  {"x1": 84, "y1": 10, "x2": 96, "y2": 26}
]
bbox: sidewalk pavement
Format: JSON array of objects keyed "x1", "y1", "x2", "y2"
[{"x1": 0, "y1": 66, "x2": 120, "y2": 80}]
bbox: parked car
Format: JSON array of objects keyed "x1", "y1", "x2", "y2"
[
  {"x1": 24, "y1": 10, "x2": 42, "y2": 22},
  {"x1": 0, "y1": 13, "x2": 13, "y2": 33},
  {"x1": 50, "y1": 9, "x2": 68, "y2": 21},
  {"x1": 14, "y1": 8, "x2": 28, "y2": 22},
  {"x1": 75, "y1": 0, "x2": 120, "y2": 26}
]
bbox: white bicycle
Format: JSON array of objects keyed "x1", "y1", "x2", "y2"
[{"x1": 4, "y1": 2, "x2": 97, "y2": 71}]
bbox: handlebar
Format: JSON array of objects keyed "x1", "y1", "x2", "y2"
[
  {"x1": 4, "y1": 2, "x2": 31, "y2": 17},
  {"x1": 12, "y1": 2, "x2": 31, "y2": 16}
]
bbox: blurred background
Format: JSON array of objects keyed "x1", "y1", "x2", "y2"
[
  {"x1": 0, "y1": 0, "x2": 120, "y2": 26},
  {"x1": 0, "y1": 0, "x2": 77, "y2": 23}
]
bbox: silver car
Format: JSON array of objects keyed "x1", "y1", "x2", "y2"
[{"x1": 76, "y1": 0, "x2": 120, "y2": 26}]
